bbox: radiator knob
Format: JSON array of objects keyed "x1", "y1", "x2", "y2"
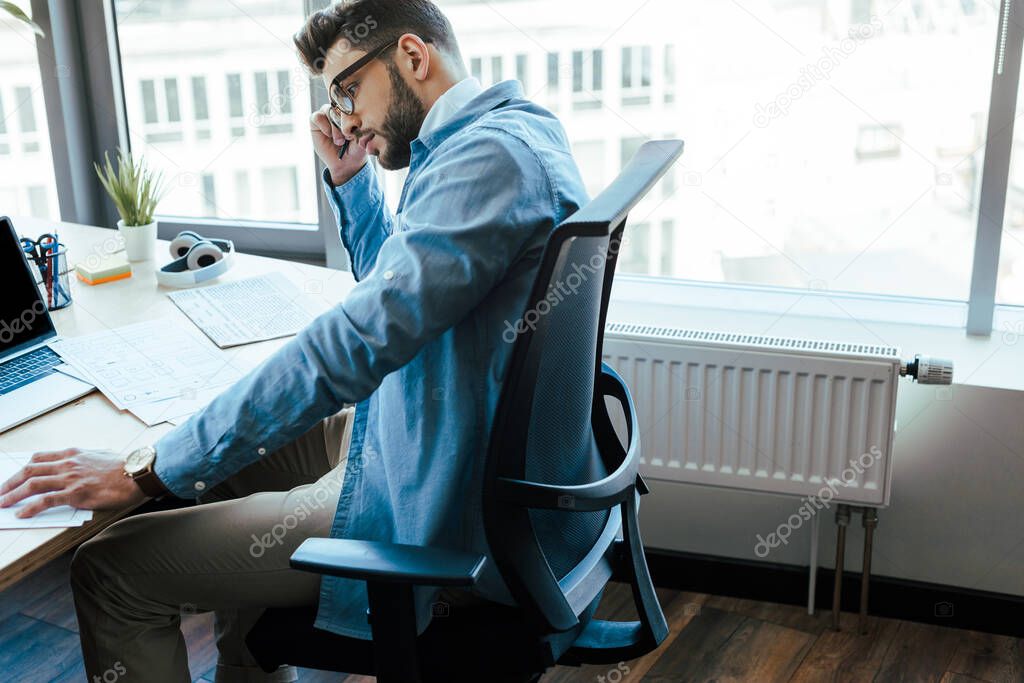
[{"x1": 909, "y1": 355, "x2": 954, "y2": 385}]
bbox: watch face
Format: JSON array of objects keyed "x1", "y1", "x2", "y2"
[{"x1": 125, "y1": 448, "x2": 155, "y2": 476}]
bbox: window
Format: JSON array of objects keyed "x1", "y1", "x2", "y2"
[
  {"x1": 262, "y1": 166, "x2": 301, "y2": 220},
  {"x1": 855, "y1": 124, "x2": 903, "y2": 160},
  {"x1": 571, "y1": 49, "x2": 603, "y2": 110},
  {"x1": 660, "y1": 220, "x2": 675, "y2": 276},
  {"x1": 664, "y1": 44, "x2": 676, "y2": 104},
  {"x1": 192, "y1": 76, "x2": 211, "y2": 141},
  {"x1": 0, "y1": 91, "x2": 8, "y2": 155},
  {"x1": 164, "y1": 78, "x2": 181, "y2": 122},
  {"x1": 255, "y1": 73, "x2": 270, "y2": 117},
  {"x1": 27, "y1": 186, "x2": 48, "y2": 217},
  {"x1": 141, "y1": 80, "x2": 158, "y2": 123},
  {"x1": 436, "y1": 0, "x2": 1002, "y2": 303},
  {"x1": 572, "y1": 140, "x2": 606, "y2": 198},
  {"x1": 138, "y1": 78, "x2": 184, "y2": 143},
  {"x1": 13, "y1": 86, "x2": 40, "y2": 154},
  {"x1": 515, "y1": 54, "x2": 528, "y2": 91},
  {"x1": 114, "y1": 1, "x2": 317, "y2": 225},
  {"x1": 621, "y1": 46, "x2": 652, "y2": 106},
  {"x1": 234, "y1": 170, "x2": 251, "y2": 216},
  {"x1": 547, "y1": 52, "x2": 560, "y2": 92},
  {"x1": 253, "y1": 70, "x2": 294, "y2": 135},
  {"x1": 469, "y1": 55, "x2": 505, "y2": 86},
  {"x1": 14, "y1": 86, "x2": 37, "y2": 133},
  {"x1": 226, "y1": 73, "x2": 245, "y2": 138},
  {"x1": 620, "y1": 136, "x2": 644, "y2": 171},
  {"x1": 619, "y1": 222, "x2": 650, "y2": 274},
  {"x1": 192, "y1": 77, "x2": 209, "y2": 121},
  {"x1": 0, "y1": 20, "x2": 58, "y2": 219},
  {"x1": 201, "y1": 174, "x2": 217, "y2": 216}
]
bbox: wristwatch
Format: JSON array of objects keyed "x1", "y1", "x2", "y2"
[{"x1": 123, "y1": 446, "x2": 169, "y2": 499}]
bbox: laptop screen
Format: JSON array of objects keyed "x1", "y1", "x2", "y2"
[{"x1": 0, "y1": 218, "x2": 56, "y2": 357}]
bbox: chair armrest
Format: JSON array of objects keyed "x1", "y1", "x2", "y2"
[{"x1": 289, "y1": 538, "x2": 487, "y2": 587}]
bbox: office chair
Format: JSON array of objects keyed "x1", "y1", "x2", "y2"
[{"x1": 245, "y1": 139, "x2": 685, "y2": 682}]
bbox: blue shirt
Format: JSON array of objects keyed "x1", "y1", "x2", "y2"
[{"x1": 155, "y1": 80, "x2": 589, "y2": 639}]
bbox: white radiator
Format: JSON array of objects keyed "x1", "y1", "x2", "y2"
[{"x1": 602, "y1": 323, "x2": 902, "y2": 506}]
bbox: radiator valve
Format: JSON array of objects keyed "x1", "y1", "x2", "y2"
[{"x1": 901, "y1": 355, "x2": 953, "y2": 384}]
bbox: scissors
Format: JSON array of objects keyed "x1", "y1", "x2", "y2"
[
  {"x1": 20, "y1": 233, "x2": 59, "y2": 263},
  {"x1": 20, "y1": 234, "x2": 62, "y2": 308}
]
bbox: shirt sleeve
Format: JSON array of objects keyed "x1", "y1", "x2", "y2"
[
  {"x1": 322, "y1": 162, "x2": 393, "y2": 282},
  {"x1": 154, "y1": 129, "x2": 556, "y2": 499}
]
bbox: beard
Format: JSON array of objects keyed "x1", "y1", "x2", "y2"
[{"x1": 376, "y1": 63, "x2": 427, "y2": 170}]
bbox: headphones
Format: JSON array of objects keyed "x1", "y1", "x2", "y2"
[{"x1": 156, "y1": 231, "x2": 235, "y2": 288}]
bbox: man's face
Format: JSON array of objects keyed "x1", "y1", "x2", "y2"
[{"x1": 322, "y1": 39, "x2": 428, "y2": 170}]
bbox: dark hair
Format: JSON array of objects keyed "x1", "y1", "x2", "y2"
[{"x1": 294, "y1": 0, "x2": 461, "y2": 75}]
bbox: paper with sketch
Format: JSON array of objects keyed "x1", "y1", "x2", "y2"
[
  {"x1": 48, "y1": 319, "x2": 244, "y2": 410},
  {"x1": 167, "y1": 272, "x2": 323, "y2": 349},
  {"x1": 126, "y1": 385, "x2": 226, "y2": 427},
  {"x1": 0, "y1": 453, "x2": 94, "y2": 529}
]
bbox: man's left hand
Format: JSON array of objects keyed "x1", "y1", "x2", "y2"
[{"x1": 0, "y1": 449, "x2": 147, "y2": 518}]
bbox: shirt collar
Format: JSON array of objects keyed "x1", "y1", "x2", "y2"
[
  {"x1": 414, "y1": 79, "x2": 524, "y2": 154},
  {"x1": 418, "y1": 77, "x2": 483, "y2": 140}
]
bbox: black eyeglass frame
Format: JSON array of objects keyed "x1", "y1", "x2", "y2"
[{"x1": 327, "y1": 40, "x2": 399, "y2": 124}]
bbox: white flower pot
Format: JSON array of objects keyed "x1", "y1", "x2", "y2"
[{"x1": 118, "y1": 219, "x2": 158, "y2": 262}]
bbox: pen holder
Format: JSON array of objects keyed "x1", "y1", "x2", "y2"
[{"x1": 29, "y1": 243, "x2": 73, "y2": 311}]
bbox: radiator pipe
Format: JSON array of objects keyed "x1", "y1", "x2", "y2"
[
  {"x1": 831, "y1": 504, "x2": 850, "y2": 631},
  {"x1": 859, "y1": 507, "x2": 878, "y2": 634}
]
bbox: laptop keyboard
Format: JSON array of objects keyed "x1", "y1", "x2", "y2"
[{"x1": 0, "y1": 347, "x2": 63, "y2": 396}]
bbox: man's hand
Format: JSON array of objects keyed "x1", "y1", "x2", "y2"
[
  {"x1": 311, "y1": 103, "x2": 368, "y2": 187},
  {"x1": 0, "y1": 449, "x2": 147, "y2": 518}
]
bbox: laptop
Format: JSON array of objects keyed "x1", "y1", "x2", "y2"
[{"x1": 0, "y1": 217, "x2": 93, "y2": 433}]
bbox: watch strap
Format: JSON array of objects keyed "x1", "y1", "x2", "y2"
[{"x1": 132, "y1": 467, "x2": 169, "y2": 499}]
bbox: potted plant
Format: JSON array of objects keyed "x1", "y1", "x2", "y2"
[
  {"x1": 95, "y1": 149, "x2": 167, "y2": 262},
  {"x1": 1, "y1": 2, "x2": 44, "y2": 35}
]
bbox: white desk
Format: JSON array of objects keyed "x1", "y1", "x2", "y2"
[{"x1": 0, "y1": 216, "x2": 355, "y2": 591}]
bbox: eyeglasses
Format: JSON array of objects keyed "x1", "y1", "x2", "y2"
[{"x1": 327, "y1": 40, "x2": 398, "y2": 128}]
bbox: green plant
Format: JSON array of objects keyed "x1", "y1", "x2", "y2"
[
  {"x1": 1, "y1": 2, "x2": 44, "y2": 36},
  {"x1": 94, "y1": 149, "x2": 168, "y2": 227}
]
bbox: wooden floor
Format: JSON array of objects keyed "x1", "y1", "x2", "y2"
[{"x1": 1, "y1": 552, "x2": 1021, "y2": 682}]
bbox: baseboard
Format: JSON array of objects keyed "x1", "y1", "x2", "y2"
[{"x1": 636, "y1": 547, "x2": 1024, "y2": 639}]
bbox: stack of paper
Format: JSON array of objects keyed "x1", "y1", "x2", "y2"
[
  {"x1": 0, "y1": 453, "x2": 94, "y2": 529},
  {"x1": 48, "y1": 319, "x2": 246, "y2": 427},
  {"x1": 167, "y1": 273, "x2": 322, "y2": 349}
]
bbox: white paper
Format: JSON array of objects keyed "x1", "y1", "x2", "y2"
[
  {"x1": 0, "y1": 453, "x2": 95, "y2": 529},
  {"x1": 126, "y1": 385, "x2": 225, "y2": 427},
  {"x1": 167, "y1": 272, "x2": 322, "y2": 349},
  {"x1": 54, "y1": 363, "x2": 93, "y2": 385},
  {"x1": 48, "y1": 319, "x2": 244, "y2": 410}
]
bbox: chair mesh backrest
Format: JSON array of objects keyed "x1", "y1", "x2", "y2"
[{"x1": 522, "y1": 233, "x2": 616, "y2": 580}]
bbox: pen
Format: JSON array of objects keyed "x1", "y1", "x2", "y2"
[{"x1": 338, "y1": 139, "x2": 350, "y2": 160}]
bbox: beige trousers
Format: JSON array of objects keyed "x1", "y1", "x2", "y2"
[{"x1": 70, "y1": 407, "x2": 356, "y2": 683}]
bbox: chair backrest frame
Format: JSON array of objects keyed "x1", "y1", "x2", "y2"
[{"x1": 481, "y1": 140, "x2": 685, "y2": 639}]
